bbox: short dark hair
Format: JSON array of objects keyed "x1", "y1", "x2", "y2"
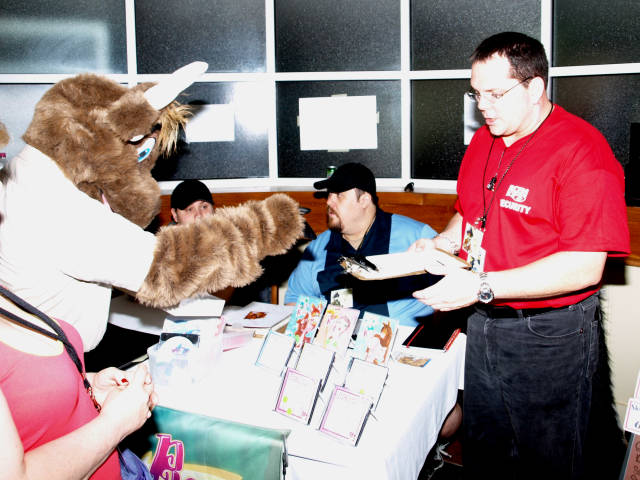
[{"x1": 470, "y1": 32, "x2": 548, "y2": 87}]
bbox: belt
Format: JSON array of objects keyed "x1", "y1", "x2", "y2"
[{"x1": 474, "y1": 303, "x2": 563, "y2": 319}]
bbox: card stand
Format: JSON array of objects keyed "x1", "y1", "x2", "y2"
[
  {"x1": 318, "y1": 385, "x2": 373, "y2": 447},
  {"x1": 274, "y1": 367, "x2": 322, "y2": 425},
  {"x1": 344, "y1": 357, "x2": 388, "y2": 411},
  {"x1": 295, "y1": 342, "x2": 336, "y2": 392},
  {"x1": 255, "y1": 330, "x2": 296, "y2": 376}
]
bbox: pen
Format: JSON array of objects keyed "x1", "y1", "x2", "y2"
[
  {"x1": 353, "y1": 254, "x2": 378, "y2": 271},
  {"x1": 443, "y1": 328, "x2": 461, "y2": 352}
]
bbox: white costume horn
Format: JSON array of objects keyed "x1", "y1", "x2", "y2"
[{"x1": 143, "y1": 61, "x2": 208, "y2": 111}]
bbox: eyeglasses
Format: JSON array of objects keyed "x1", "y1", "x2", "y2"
[{"x1": 466, "y1": 77, "x2": 532, "y2": 103}]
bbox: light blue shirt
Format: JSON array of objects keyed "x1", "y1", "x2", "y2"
[{"x1": 285, "y1": 214, "x2": 437, "y2": 327}]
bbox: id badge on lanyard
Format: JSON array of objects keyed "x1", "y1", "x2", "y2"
[{"x1": 462, "y1": 222, "x2": 486, "y2": 272}]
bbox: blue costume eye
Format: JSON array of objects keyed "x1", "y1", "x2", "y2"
[{"x1": 136, "y1": 137, "x2": 156, "y2": 163}]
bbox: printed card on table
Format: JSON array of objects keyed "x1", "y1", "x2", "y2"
[
  {"x1": 351, "y1": 312, "x2": 399, "y2": 366},
  {"x1": 274, "y1": 367, "x2": 321, "y2": 424},
  {"x1": 345, "y1": 357, "x2": 388, "y2": 410},
  {"x1": 284, "y1": 295, "x2": 327, "y2": 348},
  {"x1": 319, "y1": 385, "x2": 372, "y2": 446},
  {"x1": 314, "y1": 304, "x2": 359, "y2": 356},
  {"x1": 392, "y1": 347, "x2": 432, "y2": 368},
  {"x1": 295, "y1": 341, "x2": 336, "y2": 391},
  {"x1": 255, "y1": 330, "x2": 295, "y2": 375},
  {"x1": 624, "y1": 398, "x2": 640, "y2": 435}
]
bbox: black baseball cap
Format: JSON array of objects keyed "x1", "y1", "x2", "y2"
[
  {"x1": 170, "y1": 179, "x2": 214, "y2": 210},
  {"x1": 313, "y1": 163, "x2": 377, "y2": 203}
]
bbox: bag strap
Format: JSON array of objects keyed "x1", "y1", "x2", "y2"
[{"x1": 0, "y1": 285, "x2": 101, "y2": 412}]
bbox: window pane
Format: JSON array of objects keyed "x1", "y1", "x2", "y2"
[
  {"x1": 152, "y1": 82, "x2": 269, "y2": 180},
  {"x1": 411, "y1": 0, "x2": 541, "y2": 70},
  {"x1": 276, "y1": 81, "x2": 401, "y2": 178},
  {"x1": 553, "y1": 0, "x2": 640, "y2": 66},
  {"x1": 552, "y1": 75, "x2": 640, "y2": 196},
  {"x1": 136, "y1": 0, "x2": 265, "y2": 73},
  {"x1": 275, "y1": 0, "x2": 400, "y2": 72},
  {"x1": 412, "y1": 79, "x2": 470, "y2": 180},
  {"x1": 0, "y1": 1, "x2": 126, "y2": 74},
  {"x1": 0, "y1": 84, "x2": 55, "y2": 160}
]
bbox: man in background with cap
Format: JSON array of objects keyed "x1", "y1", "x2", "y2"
[
  {"x1": 170, "y1": 179, "x2": 215, "y2": 224},
  {"x1": 285, "y1": 162, "x2": 438, "y2": 328}
]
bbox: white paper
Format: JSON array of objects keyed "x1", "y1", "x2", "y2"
[
  {"x1": 164, "y1": 294, "x2": 225, "y2": 317},
  {"x1": 185, "y1": 103, "x2": 235, "y2": 142},
  {"x1": 319, "y1": 386, "x2": 372, "y2": 445},
  {"x1": 344, "y1": 358, "x2": 388, "y2": 407},
  {"x1": 343, "y1": 249, "x2": 469, "y2": 281},
  {"x1": 255, "y1": 331, "x2": 295, "y2": 373},
  {"x1": 222, "y1": 302, "x2": 294, "y2": 328},
  {"x1": 296, "y1": 342, "x2": 335, "y2": 388},
  {"x1": 299, "y1": 95, "x2": 378, "y2": 151},
  {"x1": 275, "y1": 368, "x2": 320, "y2": 423}
]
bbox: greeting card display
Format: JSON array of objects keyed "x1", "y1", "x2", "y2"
[
  {"x1": 351, "y1": 312, "x2": 399, "y2": 366},
  {"x1": 255, "y1": 330, "x2": 295, "y2": 375},
  {"x1": 318, "y1": 386, "x2": 372, "y2": 446},
  {"x1": 274, "y1": 367, "x2": 321, "y2": 424},
  {"x1": 295, "y1": 341, "x2": 336, "y2": 391},
  {"x1": 344, "y1": 357, "x2": 388, "y2": 410},
  {"x1": 314, "y1": 304, "x2": 359, "y2": 355},
  {"x1": 284, "y1": 295, "x2": 327, "y2": 348}
]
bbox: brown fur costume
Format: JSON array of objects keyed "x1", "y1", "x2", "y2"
[{"x1": 19, "y1": 71, "x2": 303, "y2": 310}]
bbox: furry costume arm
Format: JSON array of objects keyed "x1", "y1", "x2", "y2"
[{"x1": 136, "y1": 193, "x2": 304, "y2": 308}]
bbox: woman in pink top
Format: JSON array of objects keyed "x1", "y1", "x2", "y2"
[{"x1": 0, "y1": 287, "x2": 157, "y2": 479}]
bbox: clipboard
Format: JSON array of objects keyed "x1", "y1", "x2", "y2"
[{"x1": 339, "y1": 248, "x2": 469, "y2": 281}]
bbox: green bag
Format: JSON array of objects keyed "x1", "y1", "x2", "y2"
[{"x1": 131, "y1": 406, "x2": 289, "y2": 480}]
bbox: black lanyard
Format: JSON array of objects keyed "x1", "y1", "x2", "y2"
[
  {"x1": 0, "y1": 285, "x2": 101, "y2": 412},
  {"x1": 477, "y1": 104, "x2": 555, "y2": 230}
]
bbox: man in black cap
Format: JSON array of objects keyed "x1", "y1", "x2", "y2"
[
  {"x1": 170, "y1": 179, "x2": 214, "y2": 224},
  {"x1": 284, "y1": 162, "x2": 438, "y2": 328}
]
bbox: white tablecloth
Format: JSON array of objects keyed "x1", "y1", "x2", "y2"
[{"x1": 154, "y1": 327, "x2": 466, "y2": 480}]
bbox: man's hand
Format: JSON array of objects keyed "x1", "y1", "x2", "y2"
[
  {"x1": 413, "y1": 268, "x2": 480, "y2": 311},
  {"x1": 408, "y1": 237, "x2": 437, "y2": 252}
]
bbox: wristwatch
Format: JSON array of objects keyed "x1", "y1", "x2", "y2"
[{"x1": 477, "y1": 272, "x2": 494, "y2": 304}]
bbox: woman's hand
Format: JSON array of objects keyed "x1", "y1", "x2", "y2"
[
  {"x1": 98, "y1": 365, "x2": 157, "y2": 441},
  {"x1": 87, "y1": 367, "x2": 130, "y2": 406}
]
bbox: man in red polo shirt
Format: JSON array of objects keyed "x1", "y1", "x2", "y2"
[{"x1": 411, "y1": 32, "x2": 629, "y2": 479}]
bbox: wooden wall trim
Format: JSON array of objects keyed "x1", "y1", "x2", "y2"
[{"x1": 155, "y1": 191, "x2": 640, "y2": 267}]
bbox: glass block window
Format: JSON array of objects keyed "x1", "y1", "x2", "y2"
[
  {"x1": 275, "y1": 0, "x2": 400, "y2": 72},
  {"x1": 553, "y1": 0, "x2": 640, "y2": 66},
  {"x1": 0, "y1": 84, "x2": 56, "y2": 160},
  {"x1": 0, "y1": 0, "x2": 126, "y2": 74},
  {"x1": 135, "y1": 0, "x2": 265, "y2": 73},
  {"x1": 276, "y1": 80, "x2": 401, "y2": 178},
  {"x1": 412, "y1": 79, "x2": 470, "y2": 180},
  {"x1": 411, "y1": 0, "x2": 540, "y2": 70},
  {"x1": 152, "y1": 82, "x2": 269, "y2": 180},
  {"x1": 553, "y1": 74, "x2": 640, "y2": 170}
]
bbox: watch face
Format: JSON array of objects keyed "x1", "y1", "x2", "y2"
[{"x1": 478, "y1": 284, "x2": 494, "y2": 303}]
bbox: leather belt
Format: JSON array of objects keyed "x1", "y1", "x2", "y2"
[{"x1": 475, "y1": 303, "x2": 563, "y2": 319}]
